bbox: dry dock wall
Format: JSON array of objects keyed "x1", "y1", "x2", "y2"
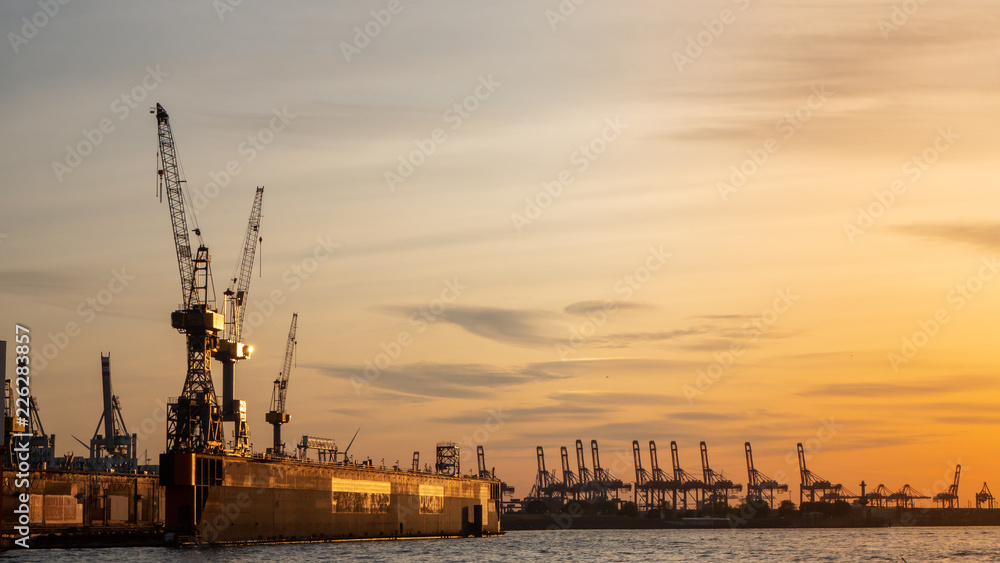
[{"x1": 162, "y1": 453, "x2": 501, "y2": 544}]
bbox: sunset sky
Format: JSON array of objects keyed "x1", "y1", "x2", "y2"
[{"x1": 2, "y1": 0, "x2": 999, "y2": 503}]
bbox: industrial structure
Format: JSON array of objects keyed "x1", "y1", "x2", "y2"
[
  {"x1": 265, "y1": 313, "x2": 298, "y2": 456},
  {"x1": 4, "y1": 377, "x2": 55, "y2": 469},
  {"x1": 933, "y1": 465, "x2": 961, "y2": 508},
  {"x1": 976, "y1": 483, "x2": 995, "y2": 509},
  {"x1": 700, "y1": 441, "x2": 742, "y2": 508},
  {"x1": 744, "y1": 442, "x2": 788, "y2": 508},
  {"x1": 215, "y1": 186, "x2": 264, "y2": 455},
  {"x1": 149, "y1": 103, "x2": 500, "y2": 543},
  {"x1": 532, "y1": 439, "x2": 992, "y2": 515},
  {"x1": 669, "y1": 441, "x2": 705, "y2": 511},
  {"x1": 530, "y1": 440, "x2": 630, "y2": 506},
  {"x1": 795, "y1": 442, "x2": 858, "y2": 505},
  {"x1": 79, "y1": 354, "x2": 138, "y2": 472}
]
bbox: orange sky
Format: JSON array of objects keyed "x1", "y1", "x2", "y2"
[{"x1": 2, "y1": 0, "x2": 999, "y2": 504}]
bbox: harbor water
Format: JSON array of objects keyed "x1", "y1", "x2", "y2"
[{"x1": 4, "y1": 527, "x2": 999, "y2": 562}]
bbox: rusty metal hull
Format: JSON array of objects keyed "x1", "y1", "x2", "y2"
[{"x1": 160, "y1": 452, "x2": 501, "y2": 544}]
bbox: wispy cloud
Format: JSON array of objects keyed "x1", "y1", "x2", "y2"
[
  {"x1": 563, "y1": 300, "x2": 649, "y2": 316},
  {"x1": 438, "y1": 306, "x2": 563, "y2": 348},
  {"x1": 798, "y1": 376, "x2": 995, "y2": 398},
  {"x1": 895, "y1": 222, "x2": 1000, "y2": 250},
  {"x1": 310, "y1": 361, "x2": 565, "y2": 400}
]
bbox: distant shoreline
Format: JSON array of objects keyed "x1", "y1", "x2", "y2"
[{"x1": 501, "y1": 509, "x2": 1000, "y2": 531}]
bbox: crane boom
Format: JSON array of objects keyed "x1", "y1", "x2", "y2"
[
  {"x1": 225, "y1": 187, "x2": 264, "y2": 345},
  {"x1": 266, "y1": 313, "x2": 298, "y2": 455},
  {"x1": 153, "y1": 103, "x2": 198, "y2": 308},
  {"x1": 273, "y1": 313, "x2": 298, "y2": 414}
]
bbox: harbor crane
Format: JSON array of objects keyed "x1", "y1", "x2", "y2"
[
  {"x1": 85, "y1": 354, "x2": 137, "y2": 472},
  {"x1": 867, "y1": 484, "x2": 892, "y2": 508},
  {"x1": 669, "y1": 441, "x2": 705, "y2": 510},
  {"x1": 477, "y1": 445, "x2": 513, "y2": 499},
  {"x1": 590, "y1": 440, "x2": 631, "y2": 502},
  {"x1": 890, "y1": 484, "x2": 930, "y2": 508},
  {"x1": 152, "y1": 102, "x2": 262, "y2": 453},
  {"x1": 266, "y1": 313, "x2": 298, "y2": 455},
  {"x1": 215, "y1": 186, "x2": 264, "y2": 454},
  {"x1": 976, "y1": 482, "x2": 995, "y2": 509},
  {"x1": 744, "y1": 442, "x2": 788, "y2": 508},
  {"x1": 700, "y1": 441, "x2": 742, "y2": 509},
  {"x1": 933, "y1": 465, "x2": 960, "y2": 508},
  {"x1": 477, "y1": 445, "x2": 492, "y2": 479},
  {"x1": 531, "y1": 446, "x2": 560, "y2": 499},
  {"x1": 632, "y1": 440, "x2": 653, "y2": 510},
  {"x1": 575, "y1": 439, "x2": 594, "y2": 500},
  {"x1": 796, "y1": 442, "x2": 840, "y2": 505},
  {"x1": 648, "y1": 441, "x2": 671, "y2": 508},
  {"x1": 559, "y1": 446, "x2": 580, "y2": 499}
]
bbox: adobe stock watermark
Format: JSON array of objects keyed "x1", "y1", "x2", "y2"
[
  {"x1": 878, "y1": 0, "x2": 931, "y2": 40},
  {"x1": 351, "y1": 278, "x2": 467, "y2": 393},
  {"x1": 7, "y1": 0, "x2": 72, "y2": 54},
  {"x1": 717, "y1": 85, "x2": 832, "y2": 202},
  {"x1": 843, "y1": 127, "x2": 958, "y2": 243},
  {"x1": 511, "y1": 117, "x2": 627, "y2": 234},
  {"x1": 133, "y1": 397, "x2": 170, "y2": 445},
  {"x1": 544, "y1": 0, "x2": 588, "y2": 31},
  {"x1": 727, "y1": 418, "x2": 842, "y2": 527},
  {"x1": 384, "y1": 75, "x2": 500, "y2": 192},
  {"x1": 888, "y1": 254, "x2": 998, "y2": 372},
  {"x1": 556, "y1": 245, "x2": 669, "y2": 360},
  {"x1": 458, "y1": 407, "x2": 511, "y2": 466},
  {"x1": 212, "y1": 0, "x2": 246, "y2": 22},
  {"x1": 51, "y1": 65, "x2": 169, "y2": 182},
  {"x1": 241, "y1": 235, "x2": 339, "y2": 339},
  {"x1": 340, "y1": 0, "x2": 414, "y2": 63},
  {"x1": 780, "y1": 419, "x2": 845, "y2": 474},
  {"x1": 34, "y1": 268, "x2": 136, "y2": 372},
  {"x1": 187, "y1": 106, "x2": 296, "y2": 214},
  {"x1": 683, "y1": 288, "x2": 797, "y2": 403},
  {"x1": 672, "y1": 0, "x2": 751, "y2": 73}
]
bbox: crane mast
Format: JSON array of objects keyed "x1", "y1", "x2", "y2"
[
  {"x1": 266, "y1": 313, "x2": 297, "y2": 455},
  {"x1": 153, "y1": 103, "x2": 225, "y2": 453}
]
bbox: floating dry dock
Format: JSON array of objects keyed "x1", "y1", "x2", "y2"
[
  {"x1": 2, "y1": 455, "x2": 501, "y2": 547},
  {"x1": 161, "y1": 452, "x2": 500, "y2": 544}
]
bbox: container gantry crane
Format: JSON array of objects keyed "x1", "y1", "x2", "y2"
[
  {"x1": 266, "y1": 313, "x2": 297, "y2": 455},
  {"x1": 575, "y1": 439, "x2": 594, "y2": 500},
  {"x1": 976, "y1": 482, "x2": 994, "y2": 509},
  {"x1": 530, "y1": 446, "x2": 560, "y2": 499},
  {"x1": 796, "y1": 442, "x2": 840, "y2": 505},
  {"x1": 559, "y1": 446, "x2": 579, "y2": 500},
  {"x1": 933, "y1": 465, "x2": 960, "y2": 508},
  {"x1": 590, "y1": 440, "x2": 631, "y2": 502},
  {"x1": 648, "y1": 441, "x2": 670, "y2": 508},
  {"x1": 670, "y1": 441, "x2": 705, "y2": 511},
  {"x1": 700, "y1": 441, "x2": 742, "y2": 509},
  {"x1": 632, "y1": 440, "x2": 653, "y2": 510},
  {"x1": 744, "y1": 442, "x2": 788, "y2": 508},
  {"x1": 86, "y1": 354, "x2": 137, "y2": 471}
]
